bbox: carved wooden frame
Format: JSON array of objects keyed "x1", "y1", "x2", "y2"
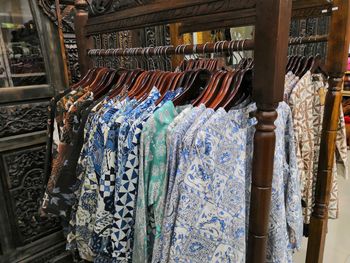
[{"x1": 73, "y1": 1, "x2": 350, "y2": 262}]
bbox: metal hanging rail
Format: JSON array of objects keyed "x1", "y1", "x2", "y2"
[{"x1": 86, "y1": 34, "x2": 328, "y2": 58}]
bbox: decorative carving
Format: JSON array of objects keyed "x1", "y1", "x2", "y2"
[
  {"x1": 64, "y1": 34, "x2": 81, "y2": 83},
  {"x1": 0, "y1": 102, "x2": 49, "y2": 138},
  {"x1": 86, "y1": 0, "x2": 257, "y2": 35},
  {"x1": 3, "y1": 146, "x2": 61, "y2": 245},
  {"x1": 37, "y1": 0, "x2": 79, "y2": 83},
  {"x1": 290, "y1": 16, "x2": 329, "y2": 57},
  {"x1": 37, "y1": 0, "x2": 75, "y2": 33},
  {"x1": 88, "y1": 0, "x2": 153, "y2": 16},
  {"x1": 142, "y1": 25, "x2": 171, "y2": 70},
  {"x1": 118, "y1": 31, "x2": 133, "y2": 68},
  {"x1": 292, "y1": 5, "x2": 331, "y2": 19}
]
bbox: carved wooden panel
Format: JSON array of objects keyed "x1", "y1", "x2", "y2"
[
  {"x1": 91, "y1": 24, "x2": 171, "y2": 70},
  {"x1": 88, "y1": 0, "x2": 154, "y2": 16},
  {"x1": 290, "y1": 16, "x2": 329, "y2": 58},
  {"x1": 64, "y1": 34, "x2": 81, "y2": 83},
  {"x1": 1, "y1": 146, "x2": 61, "y2": 246},
  {"x1": 37, "y1": 0, "x2": 75, "y2": 33},
  {"x1": 141, "y1": 25, "x2": 171, "y2": 70},
  {"x1": 0, "y1": 101, "x2": 49, "y2": 138},
  {"x1": 37, "y1": 0, "x2": 80, "y2": 84},
  {"x1": 86, "y1": 0, "x2": 257, "y2": 34}
]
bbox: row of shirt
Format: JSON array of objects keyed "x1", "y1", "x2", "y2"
[
  {"x1": 284, "y1": 70, "x2": 348, "y2": 224},
  {"x1": 40, "y1": 69, "x2": 346, "y2": 263}
]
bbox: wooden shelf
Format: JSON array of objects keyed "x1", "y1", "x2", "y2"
[
  {"x1": 343, "y1": 90, "x2": 350, "y2": 97},
  {"x1": 11, "y1": 73, "x2": 46, "y2": 78}
]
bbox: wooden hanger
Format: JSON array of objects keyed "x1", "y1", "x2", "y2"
[
  {"x1": 128, "y1": 71, "x2": 151, "y2": 98},
  {"x1": 71, "y1": 68, "x2": 96, "y2": 89},
  {"x1": 210, "y1": 71, "x2": 236, "y2": 110},
  {"x1": 78, "y1": 67, "x2": 104, "y2": 89},
  {"x1": 223, "y1": 67, "x2": 252, "y2": 110},
  {"x1": 91, "y1": 69, "x2": 114, "y2": 93},
  {"x1": 295, "y1": 56, "x2": 307, "y2": 77},
  {"x1": 110, "y1": 69, "x2": 143, "y2": 99},
  {"x1": 191, "y1": 71, "x2": 219, "y2": 106},
  {"x1": 135, "y1": 71, "x2": 160, "y2": 101},
  {"x1": 310, "y1": 54, "x2": 328, "y2": 76},
  {"x1": 93, "y1": 69, "x2": 120, "y2": 99},
  {"x1": 85, "y1": 67, "x2": 109, "y2": 91},
  {"x1": 107, "y1": 70, "x2": 130, "y2": 98},
  {"x1": 200, "y1": 71, "x2": 226, "y2": 107},
  {"x1": 193, "y1": 71, "x2": 222, "y2": 106},
  {"x1": 155, "y1": 72, "x2": 185, "y2": 105},
  {"x1": 173, "y1": 69, "x2": 211, "y2": 106},
  {"x1": 298, "y1": 56, "x2": 314, "y2": 78}
]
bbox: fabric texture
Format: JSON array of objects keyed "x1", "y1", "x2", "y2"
[{"x1": 289, "y1": 71, "x2": 347, "y2": 222}]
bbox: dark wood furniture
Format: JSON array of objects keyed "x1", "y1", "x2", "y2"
[
  {"x1": 306, "y1": 1, "x2": 350, "y2": 262},
  {"x1": 73, "y1": 0, "x2": 350, "y2": 262},
  {"x1": 0, "y1": 0, "x2": 71, "y2": 262}
]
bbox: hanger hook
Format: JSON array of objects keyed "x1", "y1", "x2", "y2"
[
  {"x1": 149, "y1": 47, "x2": 156, "y2": 71},
  {"x1": 181, "y1": 44, "x2": 186, "y2": 56},
  {"x1": 236, "y1": 40, "x2": 243, "y2": 60},
  {"x1": 145, "y1": 47, "x2": 150, "y2": 70},
  {"x1": 293, "y1": 37, "x2": 298, "y2": 56},
  {"x1": 90, "y1": 49, "x2": 97, "y2": 68},
  {"x1": 231, "y1": 41, "x2": 238, "y2": 66},
  {"x1": 217, "y1": 40, "x2": 223, "y2": 57},
  {"x1": 193, "y1": 44, "x2": 198, "y2": 59},
  {"x1": 203, "y1": 42, "x2": 209, "y2": 59},
  {"x1": 97, "y1": 49, "x2": 102, "y2": 67},
  {"x1": 221, "y1": 40, "x2": 227, "y2": 57},
  {"x1": 299, "y1": 37, "x2": 303, "y2": 55},
  {"x1": 105, "y1": 49, "x2": 110, "y2": 68},
  {"x1": 213, "y1": 41, "x2": 218, "y2": 57},
  {"x1": 241, "y1": 39, "x2": 246, "y2": 57},
  {"x1": 122, "y1": 48, "x2": 127, "y2": 69},
  {"x1": 313, "y1": 35, "x2": 318, "y2": 56},
  {"x1": 163, "y1": 46, "x2": 171, "y2": 70}
]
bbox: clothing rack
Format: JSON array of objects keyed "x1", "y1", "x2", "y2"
[
  {"x1": 86, "y1": 34, "x2": 328, "y2": 59},
  {"x1": 72, "y1": 0, "x2": 350, "y2": 262}
]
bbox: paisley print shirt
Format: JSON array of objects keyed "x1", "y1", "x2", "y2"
[
  {"x1": 153, "y1": 105, "x2": 206, "y2": 263},
  {"x1": 157, "y1": 103, "x2": 302, "y2": 263},
  {"x1": 133, "y1": 101, "x2": 188, "y2": 263}
]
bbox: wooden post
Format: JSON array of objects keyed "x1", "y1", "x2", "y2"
[
  {"x1": 247, "y1": 0, "x2": 292, "y2": 262},
  {"x1": 74, "y1": 0, "x2": 93, "y2": 75},
  {"x1": 306, "y1": 1, "x2": 350, "y2": 262},
  {"x1": 169, "y1": 23, "x2": 184, "y2": 69},
  {"x1": 55, "y1": 0, "x2": 70, "y2": 86}
]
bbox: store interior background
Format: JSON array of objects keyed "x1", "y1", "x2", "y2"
[{"x1": 0, "y1": 0, "x2": 350, "y2": 262}]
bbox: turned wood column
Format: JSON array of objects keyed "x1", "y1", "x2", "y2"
[
  {"x1": 247, "y1": 0, "x2": 292, "y2": 262},
  {"x1": 74, "y1": 0, "x2": 93, "y2": 75},
  {"x1": 306, "y1": 1, "x2": 350, "y2": 262}
]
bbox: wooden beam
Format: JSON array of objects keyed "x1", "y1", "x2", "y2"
[
  {"x1": 169, "y1": 23, "x2": 184, "y2": 69},
  {"x1": 55, "y1": 0, "x2": 70, "y2": 86},
  {"x1": 85, "y1": 0, "x2": 256, "y2": 35},
  {"x1": 74, "y1": 0, "x2": 93, "y2": 75},
  {"x1": 306, "y1": 0, "x2": 350, "y2": 262}
]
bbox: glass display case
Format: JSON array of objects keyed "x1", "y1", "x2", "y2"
[{"x1": 0, "y1": 0, "x2": 47, "y2": 88}]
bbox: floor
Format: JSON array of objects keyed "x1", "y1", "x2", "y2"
[{"x1": 293, "y1": 158, "x2": 350, "y2": 263}]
